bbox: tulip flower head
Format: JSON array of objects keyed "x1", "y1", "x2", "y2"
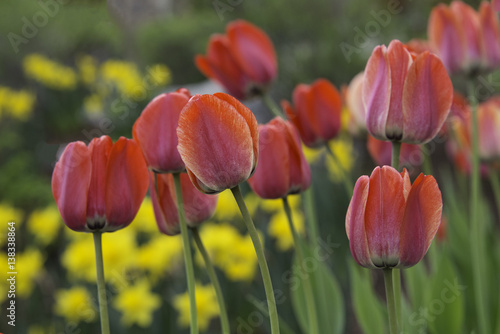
[
  {"x1": 52, "y1": 136, "x2": 149, "y2": 232},
  {"x1": 346, "y1": 166, "x2": 442, "y2": 269},
  {"x1": 150, "y1": 172, "x2": 218, "y2": 236},
  {"x1": 345, "y1": 72, "x2": 367, "y2": 135},
  {"x1": 177, "y1": 92, "x2": 259, "y2": 194},
  {"x1": 195, "y1": 20, "x2": 277, "y2": 100},
  {"x1": 283, "y1": 78, "x2": 342, "y2": 147},
  {"x1": 367, "y1": 135, "x2": 422, "y2": 170},
  {"x1": 363, "y1": 40, "x2": 453, "y2": 144},
  {"x1": 248, "y1": 117, "x2": 311, "y2": 199},
  {"x1": 133, "y1": 89, "x2": 191, "y2": 173},
  {"x1": 477, "y1": 96, "x2": 500, "y2": 160}
]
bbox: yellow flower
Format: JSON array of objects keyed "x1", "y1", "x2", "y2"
[
  {"x1": 173, "y1": 283, "x2": 219, "y2": 331},
  {"x1": 83, "y1": 94, "x2": 103, "y2": 117},
  {"x1": 100, "y1": 60, "x2": 143, "y2": 99},
  {"x1": 260, "y1": 195, "x2": 301, "y2": 214},
  {"x1": 54, "y1": 286, "x2": 96, "y2": 323},
  {"x1": 129, "y1": 197, "x2": 159, "y2": 234},
  {"x1": 147, "y1": 64, "x2": 172, "y2": 86},
  {"x1": 0, "y1": 87, "x2": 36, "y2": 121},
  {"x1": 0, "y1": 203, "x2": 23, "y2": 247},
  {"x1": 325, "y1": 137, "x2": 354, "y2": 182},
  {"x1": 28, "y1": 325, "x2": 56, "y2": 334},
  {"x1": 77, "y1": 55, "x2": 98, "y2": 86},
  {"x1": 137, "y1": 235, "x2": 183, "y2": 279},
  {"x1": 268, "y1": 209, "x2": 305, "y2": 251},
  {"x1": 302, "y1": 144, "x2": 324, "y2": 164},
  {"x1": 113, "y1": 280, "x2": 161, "y2": 327},
  {"x1": 213, "y1": 190, "x2": 240, "y2": 220},
  {"x1": 17, "y1": 249, "x2": 45, "y2": 298},
  {"x1": 222, "y1": 234, "x2": 258, "y2": 281},
  {"x1": 27, "y1": 206, "x2": 62, "y2": 246},
  {"x1": 23, "y1": 54, "x2": 77, "y2": 90}
]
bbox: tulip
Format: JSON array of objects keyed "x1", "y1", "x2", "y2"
[
  {"x1": 367, "y1": 135, "x2": 422, "y2": 170},
  {"x1": 283, "y1": 78, "x2": 342, "y2": 147},
  {"x1": 52, "y1": 136, "x2": 149, "y2": 232},
  {"x1": 363, "y1": 40, "x2": 453, "y2": 144},
  {"x1": 177, "y1": 92, "x2": 259, "y2": 194},
  {"x1": 405, "y1": 39, "x2": 432, "y2": 55},
  {"x1": 344, "y1": 72, "x2": 366, "y2": 135},
  {"x1": 195, "y1": 20, "x2": 277, "y2": 100},
  {"x1": 150, "y1": 172, "x2": 218, "y2": 236},
  {"x1": 477, "y1": 96, "x2": 500, "y2": 160},
  {"x1": 133, "y1": 89, "x2": 191, "y2": 173},
  {"x1": 346, "y1": 166, "x2": 442, "y2": 269},
  {"x1": 248, "y1": 117, "x2": 311, "y2": 199}
]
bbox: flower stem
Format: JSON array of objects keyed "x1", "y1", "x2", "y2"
[
  {"x1": 282, "y1": 197, "x2": 319, "y2": 334},
  {"x1": 93, "y1": 232, "x2": 110, "y2": 334},
  {"x1": 391, "y1": 141, "x2": 401, "y2": 171},
  {"x1": 383, "y1": 268, "x2": 398, "y2": 334},
  {"x1": 262, "y1": 93, "x2": 285, "y2": 118},
  {"x1": 173, "y1": 172, "x2": 198, "y2": 334},
  {"x1": 192, "y1": 227, "x2": 230, "y2": 334},
  {"x1": 468, "y1": 81, "x2": 490, "y2": 334},
  {"x1": 391, "y1": 141, "x2": 402, "y2": 330},
  {"x1": 231, "y1": 185, "x2": 280, "y2": 334},
  {"x1": 324, "y1": 143, "x2": 353, "y2": 195},
  {"x1": 488, "y1": 168, "x2": 500, "y2": 225}
]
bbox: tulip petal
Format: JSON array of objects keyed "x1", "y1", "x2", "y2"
[
  {"x1": 308, "y1": 79, "x2": 342, "y2": 142},
  {"x1": 180, "y1": 173, "x2": 219, "y2": 226},
  {"x1": 480, "y1": 2, "x2": 500, "y2": 69},
  {"x1": 402, "y1": 52, "x2": 453, "y2": 144},
  {"x1": 399, "y1": 174, "x2": 442, "y2": 267},
  {"x1": 451, "y1": 1, "x2": 481, "y2": 65},
  {"x1": 51, "y1": 141, "x2": 92, "y2": 231},
  {"x1": 149, "y1": 172, "x2": 180, "y2": 236},
  {"x1": 284, "y1": 121, "x2": 311, "y2": 194},
  {"x1": 289, "y1": 85, "x2": 321, "y2": 147},
  {"x1": 105, "y1": 138, "x2": 149, "y2": 230}
]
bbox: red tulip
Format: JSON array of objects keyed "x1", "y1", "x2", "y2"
[
  {"x1": 478, "y1": 96, "x2": 500, "y2": 160},
  {"x1": 346, "y1": 166, "x2": 442, "y2": 269},
  {"x1": 363, "y1": 40, "x2": 453, "y2": 144},
  {"x1": 405, "y1": 39, "x2": 433, "y2": 55},
  {"x1": 283, "y1": 78, "x2": 342, "y2": 147},
  {"x1": 367, "y1": 135, "x2": 422, "y2": 170},
  {"x1": 177, "y1": 93, "x2": 259, "y2": 194},
  {"x1": 248, "y1": 117, "x2": 311, "y2": 199},
  {"x1": 195, "y1": 20, "x2": 277, "y2": 100},
  {"x1": 150, "y1": 172, "x2": 218, "y2": 235},
  {"x1": 133, "y1": 89, "x2": 191, "y2": 173},
  {"x1": 52, "y1": 136, "x2": 149, "y2": 232},
  {"x1": 493, "y1": 0, "x2": 500, "y2": 12}
]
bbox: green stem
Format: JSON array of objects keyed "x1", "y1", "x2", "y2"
[
  {"x1": 246, "y1": 295, "x2": 297, "y2": 334},
  {"x1": 392, "y1": 269, "x2": 402, "y2": 330},
  {"x1": 231, "y1": 185, "x2": 280, "y2": 334},
  {"x1": 488, "y1": 168, "x2": 500, "y2": 226},
  {"x1": 262, "y1": 93, "x2": 285, "y2": 118},
  {"x1": 391, "y1": 141, "x2": 401, "y2": 171},
  {"x1": 324, "y1": 143, "x2": 353, "y2": 195},
  {"x1": 192, "y1": 227, "x2": 230, "y2": 334},
  {"x1": 282, "y1": 197, "x2": 319, "y2": 334},
  {"x1": 468, "y1": 81, "x2": 490, "y2": 334},
  {"x1": 173, "y1": 173, "x2": 198, "y2": 334},
  {"x1": 303, "y1": 189, "x2": 320, "y2": 249},
  {"x1": 383, "y1": 268, "x2": 398, "y2": 334},
  {"x1": 93, "y1": 232, "x2": 110, "y2": 334}
]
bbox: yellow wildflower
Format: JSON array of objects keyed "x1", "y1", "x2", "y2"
[
  {"x1": 222, "y1": 234, "x2": 258, "y2": 281},
  {"x1": 23, "y1": 54, "x2": 77, "y2": 90},
  {"x1": 260, "y1": 195, "x2": 301, "y2": 213},
  {"x1": 129, "y1": 197, "x2": 159, "y2": 234},
  {"x1": 137, "y1": 235, "x2": 183, "y2": 279},
  {"x1": 147, "y1": 64, "x2": 172, "y2": 86},
  {"x1": 27, "y1": 206, "x2": 62, "y2": 246},
  {"x1": 197, "y1": 222, "x2": 241, "y2": 267},
  {"x1": 77, "y1": 55, "x2": 98, "y2": 86},
  {"x1": 0, "y1": 87, "x2": 36, "y2": 121},
  {"x1": 268, "y1": 209, "x2": 305, "y2": 251},
  {"x1": 54, "y1": 286, "x2": 96, "y2": 323},
  {"x1": 173, "y1": 283, "x2": 219, "y2": 331},
  {"x1": 17, "y1": 248, "x2": 44, "y2": 298},
  {"x1": 302, "y1": 144, "x2": 324, "y2": 164},
  {"x1": 0, "y1": 203, "x2": 23, "y2": 247},
  {"x1": 113, "y1": 280, "x2": 161, "y2": 327},
  {"x1": 83, "y1": 94, "x2": 103, "y2": 117},
  {"x1": 325, "y1": 137, "x2": 354, "y2": 182},
  {"x1": 100, "y1": 60, "x2": 143, "y2": 99},
  {"x1": 214, "y1": 190, "x2": 240, "y2": 220}
]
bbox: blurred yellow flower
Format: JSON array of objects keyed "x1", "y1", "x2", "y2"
[
  {"x1": 260, "y1": 195, "x2": 301, "y2": 214},
  {"x1": 147, "y1": 64, "x2": 172, "y2": 86},
  {"x1": 214, "y1": 190, "x2": 240, "y2": 220},
  {"x1": 129, "y1": 197, "x2": 159, "y2": 234},
  {"x1": 268, "y1": 208, "x2": 305, "y2": 251},
  {"x1": 302, "y1": 144, "x2": 324, "y2": 164},
  {"x1": 325, "y1": 137, "x2": 354, "y2": 182},
  {"x1": 0, "y1": 253, "x2": 8, "y2": 304},
  {"x1": 83, "y1": 94, "x2": 103, "y2": 117},
  {"x1": 0, "y1": 203, "x2": 23, "y2": 247},
  {"x1": 340, "y1": 106, "x2": 352, "y2": 132},
  {"x1": 0, "y1": 87, "x2": 36, "y2": 121},
  {"x1": 137, "y1": 235, "x2": 183, "y2": 279},
  {"x1": 222, "y1": 234, "x2": 258, "y2": 281},
  {"x1": 17, "y1": 248, "x2": 44, "y2": 298},
  {"x1": 100, "y1": 60, "x2": 143, "y2": 99},
  {"x1": 173, "y1": 283, "x2": 219, "y2": 331},
  {"x1": 23, "y1": 54, "x2": 77, "y2": 90},
  {"x1": 28, "y1": 325, "x2": 56, "y2": 334},
  {"x1": 27, "y1": 205, "x2": 62, "y2": 246},
  {"x1": 77, "y1": 55, "x2": 98, "y2": 86},
  {"x1": 113, "y1": 280, "x2": 161, "y2": 327},
  {"x1": 54, "y1": 286, "x2": 96, "y2": 323}
]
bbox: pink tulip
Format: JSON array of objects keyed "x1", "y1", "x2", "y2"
[
  {"x1": 478, "y1": 96, "x2": 500, "y2": 160},
  {"x1": 346, "y1": 166, "x2": 442, "y2": 269},
  {"x1": 345, "y1": 72, "x2": 367, "y2": 135}
]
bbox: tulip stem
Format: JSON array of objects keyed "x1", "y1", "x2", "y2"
[
  {"x1": 192, "y1": 227, "x2": 230, "y2": 334},
  {"x1": 173, "y1": 173, "x2": 199, "y2": 334},
  {"x1": 262, "y1": 93, "x2": 285, "y2": 118},
  {"x1": 468, "y1": 81, "x2": 490, "y2": 334},
  {"x1": 282, "y1": 197, "x2": 319, "y2": 334},
  {"x1": 391, "y1": 141, "x2": 401, "y2": 171},
  {"x1": 489, "y1": 169, "x2": 500, "y2": 227},
  {"x1": 231, "y1": 185, "x2": 280, "y2": 334},
  {"x1": 93, "y1": 232, "x2": 110, "y2": 334},
  {"x1": 383, "y1": 268, "x2": 398, "y2": 334},
  {"x1": 392, "y1": 269, "x2": 402, "y2": 330},
  {"x1": 324, "y1": 143, "x2": 353, "y2": 195}
]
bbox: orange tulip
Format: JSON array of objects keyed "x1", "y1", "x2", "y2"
[
  {"x1": 248, "y1": 117, "x2": 311, "y2": 199},
  {"x1": 283, "y1": 78, "x2": 342, "y2": 147},
  {"x1": 177, "y1": 93, "x2": 259, "y2": 194},
  {"x1": 150, "y1": 172, "x2": 218, "y2": 235},
  {"x1": 367, "y1": 135, "x2": 422, "y2": 170},
  {"x1": 195, "y1": 20, "x2": 277, "y2": 100},
  {"x1": 346, "y1": 166, "x2": 442, "y2": 269},
  {"x1": 363, "y1": 40, "x2": 453, "y2": 144},
  {"x1": 477, "y1": 96, "x2": 500, "y2": 160},
  {"x1": 133, "y1": 89, "x2": 191, "y2": 173},
  {"x1": 52, "y1": 136, "x2": 149, "y2": 232}
]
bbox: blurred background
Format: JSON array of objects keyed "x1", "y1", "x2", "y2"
[{"x1": 0, "y1": 0, "x2": 492, "y2": 333}]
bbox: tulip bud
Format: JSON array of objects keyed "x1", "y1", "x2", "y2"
[{"x1": 477, "y1": 96, "x2": 500, "y2": 160}]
